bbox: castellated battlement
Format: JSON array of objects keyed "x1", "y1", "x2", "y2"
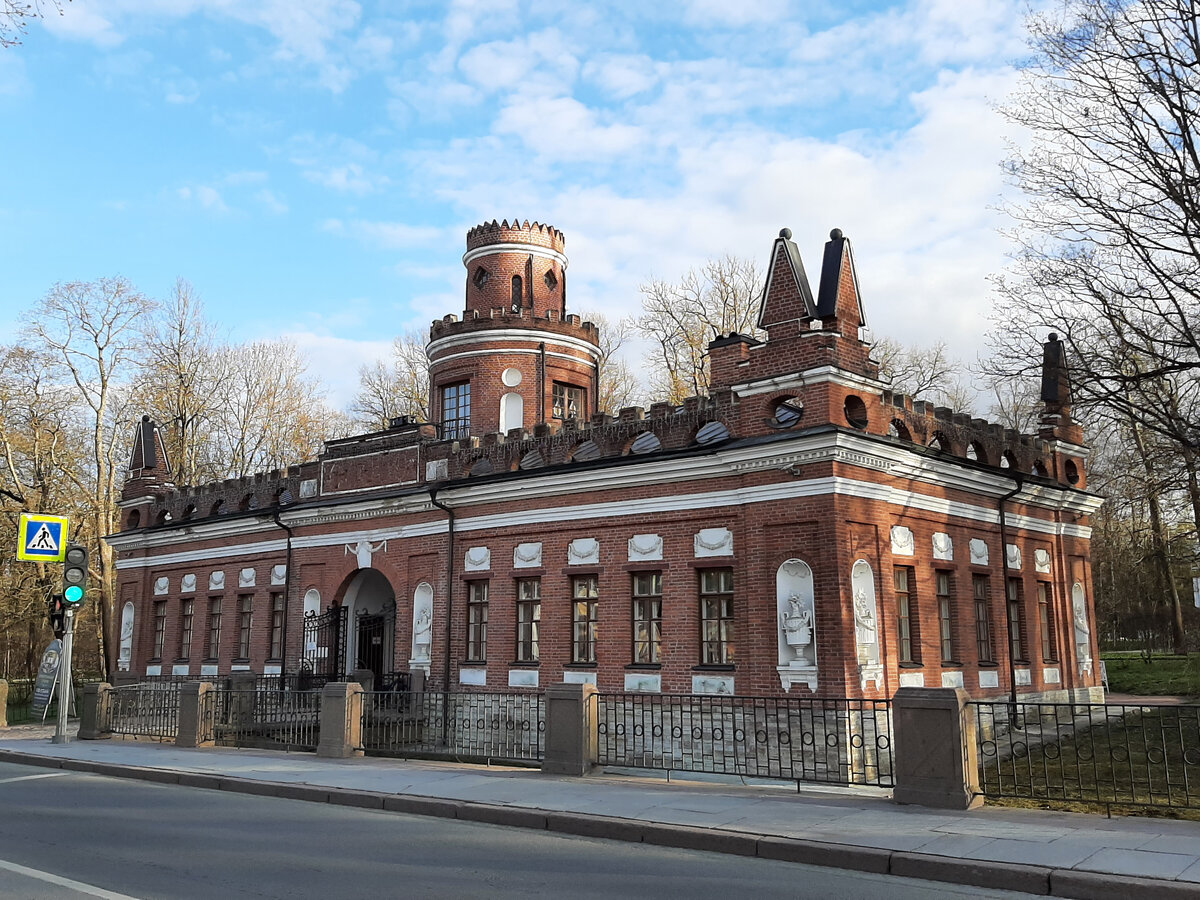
[
  {"x1": 429, "y1": 308, "x2": 599, "y2": 343},
  {"x1": 465, "y1": 219, "x2": 565, "y2": 253}
]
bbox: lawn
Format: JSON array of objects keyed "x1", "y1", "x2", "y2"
[{"x1": 1102, "y1": 653, "x2": 1200, "y2": 697}]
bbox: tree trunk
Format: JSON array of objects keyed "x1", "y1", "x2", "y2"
[{"x1": 1131, "y1": 420, "x2": 1187, "y2": 655}]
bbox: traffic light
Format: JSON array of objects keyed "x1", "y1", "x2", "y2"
[
  {"x1": 61, "y1": 543, "x2": 88, "y2": 606},
  {"x1": 47, "y1": 594, "x2": 65, "y2": 636}
]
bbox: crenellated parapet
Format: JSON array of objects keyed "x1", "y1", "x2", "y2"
[{"x1": 465, "y1": 219, "x2": 566, "y2": 254}]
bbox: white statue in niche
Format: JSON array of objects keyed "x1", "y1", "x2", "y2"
[
  {"x1": 118, "y1": 602, "x2": 135, "y2": 670},
  {"x1": 851, "y1": 559, "x2": 881, "y2": 673},
  {"x1": 853, "y1": 588, "x2": 877, "y2": 647},
  {"x1": 776, "y1": 558, "x2": 818, "y2": 691},
  {"x1": 1072, "y1": 582, "x2": 1092, "y2": 674},
  {"x1": 410, "y1": 581, "x2": 434, "y2": 666},
  {"x1": 779, "y1": 595, "x2": 814, "y2": 664}
]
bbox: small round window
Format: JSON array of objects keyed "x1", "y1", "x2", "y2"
[
  {"x1": 501, "y1": 367, "x2": 522, "y2": 387},
  {"x1": 844, "y1": 395, "x2": 868, "y2": 430}
]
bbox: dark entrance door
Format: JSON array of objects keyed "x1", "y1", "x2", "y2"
[{"x1": 355, "y1": 607, "x2": 394, "y2": 685}]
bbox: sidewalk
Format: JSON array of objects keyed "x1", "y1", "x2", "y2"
[{"x1": 1, "y1": 725, "x2": 1198, "y2": 899}]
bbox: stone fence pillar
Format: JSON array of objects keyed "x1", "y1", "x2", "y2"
[
  {"x1": 228, "y1": 672, "x2": 257, "y2": 728},
  {"x1": 317, "y1": 682, "x2": 364, "y2": 759},
  {"x1": 892, "y1": 687, "x2": 981, "y2": 810},
  {"x1": 77, "y1": 683, "x2": 113, "y2": 740},
  {"x1": 542, "y1": 682, "x2": 597, "y2": 776},
  {"x1": 351, "y1": 669, "x2": 374, "y2": 692},
  {"x1": 0, "y1": 679, "x2": 8, "y2": 728},
  {"x1": 176, "y1": 681, "x2": 214, "y2": 748}
]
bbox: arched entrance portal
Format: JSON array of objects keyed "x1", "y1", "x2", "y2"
[{"x1": 342, "y1": 568, "x2": 396, "y2": 685}]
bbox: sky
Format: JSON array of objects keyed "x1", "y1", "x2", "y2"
[{"x1": 0, "y1": 0, "x2": 1037, "y2": 409}]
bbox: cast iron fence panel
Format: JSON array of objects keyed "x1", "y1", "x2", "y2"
[
  {"x1": 595, "y1": 694, "x2": 894, "y2": 787},
  {"x1": 302, "y1": 606, "x2": 347, "y2": 680},
  {"x1": 211, "y1": 687, "x2": 320, "y2": 752},
  {"x1": 107, "y1": 682, "x2": 181, "y2": 739},
  {"x1": 253, "y1": 673, "x2": 338, "y2": 693},
  {"x1": 3, "y1": 676, "x2": 104, "y2": 725},
  {"x1": 361, "y1": 690, "x2": 544, "y2": 764},
  {"x1": 973, "y1": 701, "x2": 1200, "y2": 810}
]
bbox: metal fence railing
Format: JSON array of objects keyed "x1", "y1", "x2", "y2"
[
  {"x1": 211, "y1": 687, "x2": 320, "y2": 752},
  {"x1": 973, "y1": 701, "x2": 1200, "y2": 810},
  {"x1": 107, "y1": 682, "x2": 182, "y2": 740},
  {"x1": 4, "y1": 677, "x2": 104, "y2": 725},
  {"x1": 595, "y1": 694, "x2": 894, "y2": 787},
  {"x1": 361, "y1": 690, "x2": 544, "y2": 764}
]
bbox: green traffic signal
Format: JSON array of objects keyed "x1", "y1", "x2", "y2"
[{"x1": 61, "y1": 542, "x2": 89, "y2": 606}]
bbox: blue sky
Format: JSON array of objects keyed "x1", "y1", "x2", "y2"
[{"x1": 0, "y1": 0, "x2": 1035, "y2": 407}]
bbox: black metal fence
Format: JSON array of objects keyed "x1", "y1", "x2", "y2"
[
  {"x1": 302, "y1": 606, "x2": 347, "y2": 680},
  {"x1": 974, "y1": 700, "x2": 1200, "y2": 810},
  {"x1": 4, "y1": 677, "x2": 104, "y2": 725},
  {"x1": 361, "y1": 690, "x2": 544, "y2": 764},
  {"x1": 107, "y1": 682, "x2": 182, "y2": 740},
  {"x1": 595, "y1": 693, "x2": 894, "y2": 787},
  {"x1": 211, "y1": 686, "x2": 321, "y2": 752}
]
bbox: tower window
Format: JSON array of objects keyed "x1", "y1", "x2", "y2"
[
  {"x1": 442, "y1": 381, "x2": 471, "y2": 440},
  {"x1": 511, "y1": 275, "x2": 523, "y2": 311},
  {"x1": 473, "y1": 266, "x2": 489, "y2": 289},
  {"x1": 553, "y1": 382, "x2": 585, "y2": 420},
  {"x1": 544, "y1": 269, "x2": 558, "y2": 291}
]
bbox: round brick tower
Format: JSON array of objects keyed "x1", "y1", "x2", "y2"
[{"x1": 427, "y1": 220, "x2": 601, "y2": 440}]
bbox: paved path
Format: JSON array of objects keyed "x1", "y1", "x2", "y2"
[{"x1": 1, "y1": 725, "x2": 1198, "y2": 898}]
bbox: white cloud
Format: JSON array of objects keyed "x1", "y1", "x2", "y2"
[
  {"x1": 493, "y1": 94, "x2": 643, "y2": 161},
  {"x1": 255, "y1": 189, "x2": 289, "y2": 214},
  {"x1": 303, "y1": 162, "x2": 389, "y2": 194},
  {"x1": 682, "y1": 0, "x2": 791, "y2": 27},
  {"x1": 322, "y1": 219, "x2": 449, "y2": 249},
  {"x1": 40, "y1": 2, "x2": 123, "y2": 47},
  {"x1": 176, "y1": 184, "x2": 229, "y2": 213},
  {"x1": 581, "y1": 54, "x2": 659, "y2": 99},
  {"x1": 457, "y1": 28, "x2": 579, "y2": 92},
  {"x1": 281, "y1": 330, "x2": 392, "y2": 409}
]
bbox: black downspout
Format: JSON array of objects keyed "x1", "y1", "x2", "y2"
[
  {"x1": 272, "y1": 511, "x2": 294, "y2": 680},
  {"x1": 997, "y1": 475, "x2": 1024, "y2": 712},
  {"x1": 538, "y1": 341, "x2": 547, "y2": 424},
  {"x1": 429, "y1": 485, "x2": 455, "y2": 743}
]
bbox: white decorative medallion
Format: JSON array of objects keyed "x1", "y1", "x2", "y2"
[
  {"x1": 932, "y1": 532, "x2": 953, "y2": 561},
  {"x1": 299, "y1": 478, "x2": 318, "y2": 499},
  {"x1": 346, "y1": 539, "x2": 387, "y2": 569},
  {"x1": 426, "y1": 459, "x2": 448, "y2": 481},
  {"x1": 890, "y1": 525, "x2": 914, "y2": 557},
  {"x1": 271, "y1": 565, "x2": 287, "y2": 585},
  {"x1": 464, "y1": 546, "x2": 491, "y2": 572},
  {"x1": 514, "y1": 542, "x2": 543, "y2": 568},
  {"x1": 209, "y1": 571, "x2": 225, "y2": 591},
  {"x1": 568, "y1": 538, "x2": 600, "y2": 565},
  {"x1": 692, "y1": 675, "x2": 734, "y2": 695},
  {"x1": 563, "y1": 671, "x2": 597, "y2": 686},
  {"x1": 459, "y1": 668, "x2": 486, "y2": 687},
  {"x1": 979, "y1": 671, "x2": 999, "y2": 689},
  {"x1": 776, "y1": 558, "x2": 818, "y2": 691},
  {"x1": 969, "y1": 539, "x2": 989, "y2": 565},
  {"x1": 628, "y1": 534, "x2": 663, "y2": 562},
  {"x1": 624, "y1": 673, "x2": 661, "y2": 693},
  {"x1": 181, "y1": 574, "x2": 197, "y2": 593},
  {"x1": 1034, "y1": 549, "x2": 1052, "y2": 574},
  {"x1": 898, "y1": 672, "x2": 925, "y2": 688},
  {"x1": 508, "y1": 669, "x2": 539, "y2": 688},
  {"x1": 153, "y1": 576, "x2": 169, "y2": 596},
  {"x1": 1006, "y1": 543, "x2": 1022, "y2": 570},
  {"x1": 238, "y1": 567, "x2": 256, "y2": 588},
  {"x1": 694, "y1": 527, "x2": 733, "y2": 558},
  {"x1": 941, "y1": 671, "x2": 964, "y2": 689}
]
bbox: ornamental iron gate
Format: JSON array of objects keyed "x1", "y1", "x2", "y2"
[
  {"x1": 301, "y1": 605, "x2": 347, "y2": 686},
  {"x1": 356, "y1": 605, "x2": 403, "y2": 690}
]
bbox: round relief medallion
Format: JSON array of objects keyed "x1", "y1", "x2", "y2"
[{"x1": 501, "y1": 368, "x2": 522, "y2": 387}]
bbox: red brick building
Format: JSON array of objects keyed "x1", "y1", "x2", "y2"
[{"x1": 106, "y1": 220, "x2": 1103, "y2": 702}]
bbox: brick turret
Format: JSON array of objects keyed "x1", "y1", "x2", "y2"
[{"x1": 428, "y1": 220, "x2": 600, "y2": 439}]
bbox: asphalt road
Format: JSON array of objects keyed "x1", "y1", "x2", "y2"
[{"x1": 0, "y1": 760, "x2": 1038, "y2": 899}]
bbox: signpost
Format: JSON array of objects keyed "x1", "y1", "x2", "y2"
[
  {"x1": 13, "y1": 513, "x2": 82, "y2": 744},
  {"x1": 17, "y1": 513, "x2": 69, "y2": 563}
]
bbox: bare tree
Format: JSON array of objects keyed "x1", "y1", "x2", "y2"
[
  {"x1": 349, "y1": 330, "x2": 430, "y2": 431},
  {"x1": 27, "y1": 278, "x2": 155, "y2": 676},
  {"x1": 1, "y1": 0, "x2": 65, "y2": 48},
  {"x1": 637, "y1": 256, "x2": 762, "y2": 402},
  {"x1": 580, "y1": 311, "x2": 643, "y2": 413}
]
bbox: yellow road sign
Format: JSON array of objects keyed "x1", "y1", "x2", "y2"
[{"x1": 17, "y1": 513, "x2": 70, "y2": 562}]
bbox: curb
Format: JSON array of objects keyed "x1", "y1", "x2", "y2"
[{"x1": 3, "y1": 750, "x2": 1197, "y2": 898}]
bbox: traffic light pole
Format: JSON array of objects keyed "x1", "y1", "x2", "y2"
[{"x1": 52, "y1": 608, "x2": 74, "y2": 745}]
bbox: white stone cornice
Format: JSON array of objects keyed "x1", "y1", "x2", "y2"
[
  {"x1": 462, "y1": 243, "x2": 568, "y2": 268},
  {"x1": 731, "y1": 366, "x2": 888, "y2": 398},
  {"x1": 427, "y1": 328, "x2": 599, "y2": 360}
]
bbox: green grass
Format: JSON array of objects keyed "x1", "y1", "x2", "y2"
[
  {"x1": 980, "y1": 704, "x2": 1200, "y2": 818},
  {"x1": 1102, "y1": 653, "x2": 1200, "y2": 697}
]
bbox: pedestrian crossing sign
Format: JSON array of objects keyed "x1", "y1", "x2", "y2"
[{"x1": 17, "y1": 513, "x2": 70, "y2": 562}]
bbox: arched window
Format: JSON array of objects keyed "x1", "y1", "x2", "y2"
[{"x1": 511, "y1": 275, "x2": 523, "y2": 310}]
